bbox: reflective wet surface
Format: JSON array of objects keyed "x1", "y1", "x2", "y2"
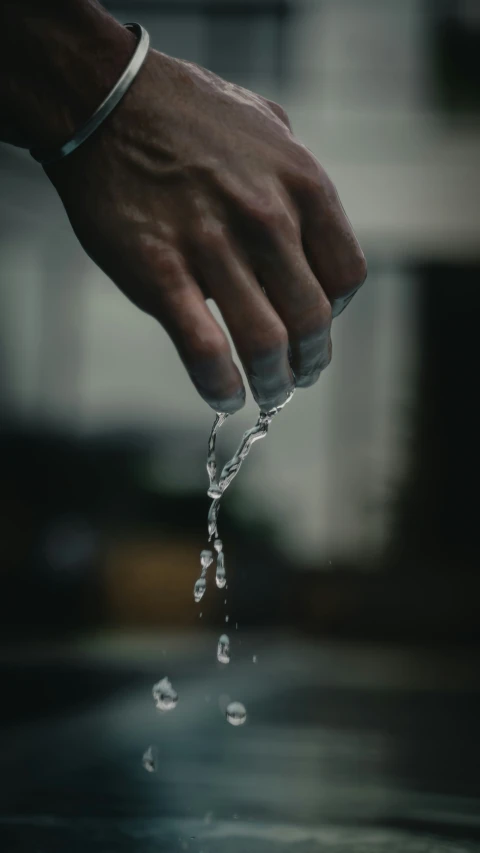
[{"x1": 1, "y1": 633, "x2": 480, "y2": 852}]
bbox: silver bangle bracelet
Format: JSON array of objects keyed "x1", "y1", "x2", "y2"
[{"x1": 30, "y1": 22, "x2": 150, "y2": 167}]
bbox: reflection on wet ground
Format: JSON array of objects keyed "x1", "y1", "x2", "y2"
[
  {"x1": 1, "y1": 633, "x2": 479, "y2": 852},
  {"x1": 2, "y1": 816, "x2": 480, "y2": 852}
]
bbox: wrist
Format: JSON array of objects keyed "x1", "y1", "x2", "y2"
[{"x1": 0, "y1": 1, "x2": 135, "y2": 149}]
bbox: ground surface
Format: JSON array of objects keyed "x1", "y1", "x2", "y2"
[{"x1": 1, "y1": 632, "x2": 479, "y2": 852}]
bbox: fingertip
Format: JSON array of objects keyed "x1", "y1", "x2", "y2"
[
  {"x1": 289, "y1": 330, "x2": 332, "y2": 387},
  {"x1": 255, "y1": 383, "x2": 296, "y2": 413},
  {"x1": 294, "y1": 369, "x2": 323, "y2": 389},
  {"x1": 204, "y1": 386, "x2": 246, "y2": 415}
]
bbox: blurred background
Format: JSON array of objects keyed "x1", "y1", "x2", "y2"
[{"x1": 1, "y1": 1, "x2": 480, "y2": 851}]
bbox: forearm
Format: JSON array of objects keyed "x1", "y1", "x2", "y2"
[{"x1": 0, "y1": 0, "x2": 134, "y2": 148}]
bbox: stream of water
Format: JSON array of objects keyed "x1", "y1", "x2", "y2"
[{"x1": 145, "y1": 391, "x2": 295, "y2": 759}]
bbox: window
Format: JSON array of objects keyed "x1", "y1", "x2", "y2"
[
  {"x1": 107, "y1": 0, "x2": 293, "y2": 89},
  {"x1": 431, "y1": 0, "x2": 480, "y2": 114}
]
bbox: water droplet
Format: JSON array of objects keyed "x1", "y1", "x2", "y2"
[
  {"x1": 207, "y1": 485, "x2": 222, "y2": 499},
  {"x1": 225, "y1": 614, "x2": 229, "y2": 623},
  {"x1": 217, "y1": 633, "x2": 230, "y2": 664},
  {"x1": 199, "y1": 611, "x2": 203, "y2": 618},
  {"x1": 207, "y1": 499, "x2": 220, "y2": 540},
  {"x1": 252, "y1": 654, "x2": 257, "y2": 664},
  {"x1": 200, "y1": 549, "x2": 213, "y2": 569},
  {"x1": 235, "y1": 622, "x2": 238, "y2": 630},
  {"x1": 152, "y1": 677, "x2": 178, "y2": 712},
  {"x1": 226, "y1": 701, "x2": 247, "y2": 726},
  {"x1": 142, "y1": 745, "x2": 157, "y2": 773},
  {"x1": 194, "y1": 576, "x2": 206, "y2": 603},
  {"x1": 215, "y1": 552, "x2": 226, "y2": 589}
]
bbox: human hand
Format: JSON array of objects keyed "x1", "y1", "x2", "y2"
[{"x1": 47, "y1": 47, "x2": 367, "y2": 413}]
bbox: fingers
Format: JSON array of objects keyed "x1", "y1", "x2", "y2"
[
  {"x1": 112, "y1": 153, "x2": 365, "y2": 414},
  {"x1": 291, "y1": 157, "x2": 367, "y2": 318},
  {"x1": 117, "y1": 243, "x2": 246, "y2": 414},
  {"x1": 253, "y1": 226, "x2": 333, "y2": 389},
  {"x1": 264, "y1": 98, "x2": 293, "y2": 131},
  {"x1": 191, "y1": 222, "x2": 295, "y2": 412}
]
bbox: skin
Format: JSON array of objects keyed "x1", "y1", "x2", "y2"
[{"x1": 1, "y1": 0, "x2": 367, "y2": 414}]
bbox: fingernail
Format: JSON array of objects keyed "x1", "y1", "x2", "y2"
[
  {"x1": 203, "y1": 386, "x2": 246, "y2": 414},
  {"x1": 294, "y1": 369, "x2": 322, "y2": 389},
  {"x1": 331, "y1": 286, "x2": 361, "y2": 319},
  {"x1": 291, "y1": 330, "x2": 331, "y2": 386},
  {"x1": 253, "y1": 382, "x2": 296, "y2": 412},
  {"x1": 249, "y1": 349, "x2": 295, "y2": 412}
]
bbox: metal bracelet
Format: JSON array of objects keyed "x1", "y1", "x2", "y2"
[{"x1": 30, "y1": 22, "x2": 149, "y2": 167}]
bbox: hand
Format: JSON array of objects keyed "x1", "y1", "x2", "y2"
[{"x1": 46, "y1": 48, "x2": 367, "y2": 413}]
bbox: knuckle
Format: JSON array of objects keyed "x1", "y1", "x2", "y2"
[
  {"x1": 338, "y1": 252, "x2": 368, "y2": 296},
  {"x1": 191, "y1": 331, "x2": 229, "y2": 363},
  {"x1": 318, "y1": 168, "x2": 338, "y2": 200},
  {"x1": 194, "y1": 216, "x2": 228, "y2": 253},
  {"x1": 298, "y1": 147, "x2": 323, "y2": 178},
  {"x1": 196, "y1": 219, "x2": 226, "y2": 250},
  {"x1": 300, "y1": 153, "x2": 336, "y2": 197},
  {"x1": 318, "y1": 298, "x2": 333, "y2": 329},
  {"x1": 354, "y1": 253, "x2": 368, "y2": 287},
  {"x1": 259, "y1": 321, "x2": 289, "y2": 353},
  {"x1": 285, "y1": 148, "x2": 331, "y2": 198},
  {"x1": 156, "y1": 252, "x2": 183, "y2": 281},
  {"x1": 295, "y1": 296, "x2": 332, "y2": 338},
  {"x1": 138, "y1": 237, "x2": 184, "y2": 281},
  {"x1": 267, "y1": 99, "x2": 292, "y2": 129},
  {"x1": 272, "y1": 325, "x2": 289, "y2": 351},
  {"x1": 310, "y1": 170, "x2": 338, "y2": 207},
  {"x1": 248, "y1": 192, "x2": 292, "y2": 232}
]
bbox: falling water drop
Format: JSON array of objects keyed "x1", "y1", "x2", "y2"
[
  {"x1": 226, "y1": 701, "x2": 247, "y2": 726},
  {"x1": 215, "y1": 553, "x2": 226, "y2": 589},
  {"x1": 194, "y1": 550, "x2": 213, "y2": 603},
  {"x1": 213, "y1": 538, "x2": 227, "y2": 589},
  {"x1": 200, "y1": 549, "x2": 213, "y2": 570},
  {"x1": 152, "y1": 677, "x2": 178, "y2": 712},
  {"x1": 207, "y1": 498, "x2": 221, "y2": 541},
  {"x1": 217, "y1": 633, "x2": 230, "y2": 664},
  {"x1": 142, "y1": 745, "x2": 157, "y2": 773},
  {"x1": 207, "y1": 484, "x2": 223, "y2": 499},
  {"x1": 194, "y1": 577, "x2": 206, "y2": 603}
]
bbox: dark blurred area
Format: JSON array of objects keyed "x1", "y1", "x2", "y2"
[{"x1": 1, "y1": 1, "x2": 480, "y2": 851}]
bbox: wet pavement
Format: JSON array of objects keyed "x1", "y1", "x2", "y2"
[{"x1": 1, "y1": 632, "x2": 480, "y2": 852}]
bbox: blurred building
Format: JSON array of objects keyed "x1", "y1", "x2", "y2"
[{"x1": 0, "y1": 0, "x2": 479, "y2": 584}]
